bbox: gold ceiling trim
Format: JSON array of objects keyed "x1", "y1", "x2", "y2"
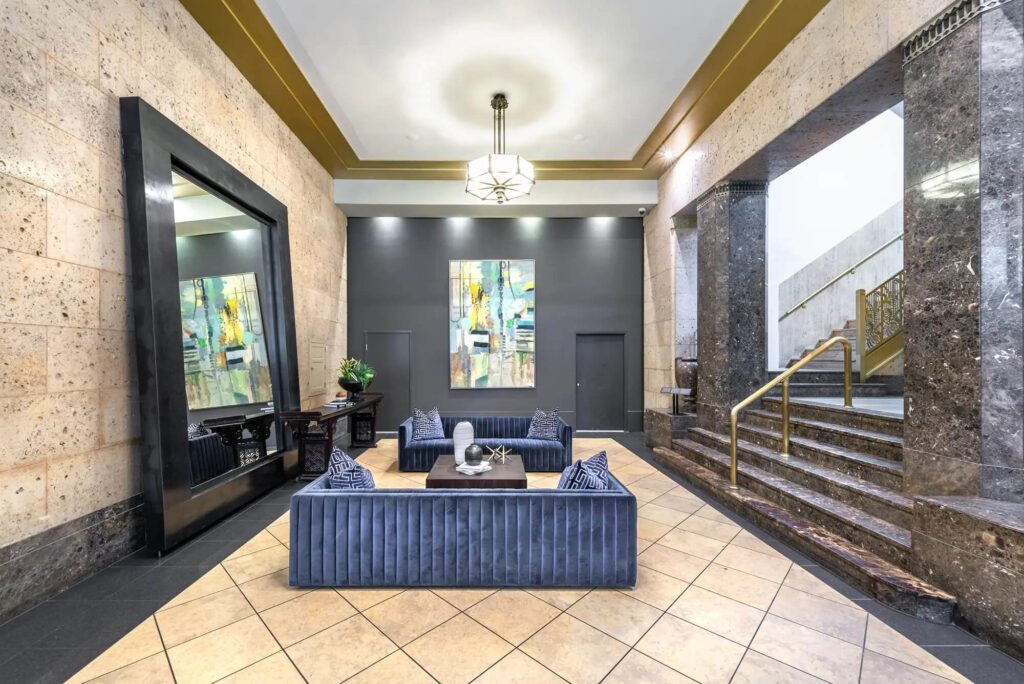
[{"x1": 182, "y1": 0, "x2": 826, "y2": 181}]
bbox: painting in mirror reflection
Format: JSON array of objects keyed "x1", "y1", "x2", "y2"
[{"x1": 180, "y1": 272, "x2": 273, "y2": 410}]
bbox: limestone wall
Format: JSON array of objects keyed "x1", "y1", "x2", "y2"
[
  {"x1": 0, "y1": 0, "x2": 348, "y2": 550},
  {"x1": 643, "y1": 0, "x2": 951, "y2": 407}
]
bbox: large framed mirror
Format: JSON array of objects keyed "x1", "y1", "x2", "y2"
[{"x1": 120, "y1": 98, "x2": 301, "y2": 553}]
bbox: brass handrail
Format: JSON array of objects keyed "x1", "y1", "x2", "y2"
[
  {"x1": 779, "y1": 233, "x2": 904, "y2": 321},
  {"x1": 728, "y1": 336, "x2": 853, "y2": 487}
]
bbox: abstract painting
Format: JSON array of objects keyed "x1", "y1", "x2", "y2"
[
  {"x1": 179, "y1": 272, "x2": 273, "y2": 409},
  {"x1": 450, "y1": 259, "x2": 535, "y2": 388}
]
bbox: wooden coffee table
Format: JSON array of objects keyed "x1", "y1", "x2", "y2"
[{"x1": 425, "y1": 454, "x2": 527, "y2": 489}]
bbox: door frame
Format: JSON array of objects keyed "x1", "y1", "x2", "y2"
[
  {"x1": 575, "y1": 331, "x2": 628, "y2": 432},
  {"x1": 363, "y1": 329, "x2": 413, "y2": 434}
]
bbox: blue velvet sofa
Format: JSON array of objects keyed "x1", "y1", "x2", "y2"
[
  {"x1": 187, "y1": 433, "x2": 236, "y2": 486},
  {"x1": 289, "y1": 474, "x2": 637, "y2": 588},
  {"x1": 397, "y1": 415, "x2": 573, "y2": 472}
]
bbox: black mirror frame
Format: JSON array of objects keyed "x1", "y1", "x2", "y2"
[{"x1": 120, "y1": 97, "x2": 301, "y2": 553}]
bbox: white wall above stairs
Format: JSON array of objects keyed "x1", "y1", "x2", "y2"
[{"x1": 766, "y1": 109, "x2": 904, "y2": 370}]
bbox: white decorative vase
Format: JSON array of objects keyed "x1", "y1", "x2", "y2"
[{"x1": 452, "y1": 421, "x2": 474, "y2": 466}]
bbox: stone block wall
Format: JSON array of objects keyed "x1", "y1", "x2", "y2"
[{"x1": 0, "y1": 0, "x2": 347, "y2": 562}]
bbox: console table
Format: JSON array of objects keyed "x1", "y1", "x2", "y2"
[
  {"x1": 280, "y1": 393, "x2": 383, "y2": 480},
  {"x1": 203, "y1": 412, "x2": 276, "y2": 466}
]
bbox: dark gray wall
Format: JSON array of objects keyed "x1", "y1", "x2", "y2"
[{"x1": 347, "y1": 217, "x2": 644, "y2": 431}]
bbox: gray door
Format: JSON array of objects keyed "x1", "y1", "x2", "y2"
[
  {"x1": 364, "y1": 331, "x2": 411, "y2": 433},
  {"x1": 576, "y1": 334, "x2": 626, "y2": 431}
]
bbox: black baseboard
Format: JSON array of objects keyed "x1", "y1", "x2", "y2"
[{"x1": 0, "y1": 495, "x2": 145, "y2": 624}]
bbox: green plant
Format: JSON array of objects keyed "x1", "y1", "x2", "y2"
[{"x1": 338, "y1": 358, "x2": 375, "y2": 387}]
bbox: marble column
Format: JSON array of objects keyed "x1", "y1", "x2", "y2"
[
  {"x1": 903, "y1": 0, "x2": 1024, "y2": 501},
  {"x1": 695, "y1": 181, "x2": 768, "y2": 432}
]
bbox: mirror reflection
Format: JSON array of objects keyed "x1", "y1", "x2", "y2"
[{"x1": 173, "y1": 171, "x2": 278, "y2": 487}]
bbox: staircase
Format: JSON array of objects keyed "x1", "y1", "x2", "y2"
[
  {"x1": 787, "y1": 320, "x2": 857, "y2": 371},
  {"x1": 653, "y1": 397, "x2": 957, "y2": 622},
  {"x1": 778, "y1": 321, "x2": 901, "y2": 397}
]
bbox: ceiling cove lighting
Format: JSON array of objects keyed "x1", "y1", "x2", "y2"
[{"x1": 466, "y1": 94, "x2": 535, "y2": 204}]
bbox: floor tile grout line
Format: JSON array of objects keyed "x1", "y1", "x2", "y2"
[
  {"x1": 151, "y1": 610, "x2": 178, "y2": 684},
  {"x1": 863, "y1": 647, "x2": 977, "y2": 684},
  {"x1": 224, "y1": 558, "x2": 311, "y2": 683}
]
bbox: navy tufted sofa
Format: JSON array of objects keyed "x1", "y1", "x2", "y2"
[
  {"x1": 289, "y1": 473, "x2": 637, "y2": 588},
  {"x1": 397, "y1": 415, "x2": 573, "y2": 472},
  {"x1": 187, "y1": 433, "x2": 236, "y2": 486}
]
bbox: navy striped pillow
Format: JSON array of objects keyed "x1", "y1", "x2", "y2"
[
  {"x1": 557, "y1": 451, "x2": 610, "y2": 490},
  {"x1": 187, "y1": 422, "x2": 209, "y2": 440},
  {"x1": 327, "y1": 447, "x2": 375, "y2": 489},
  {"x1": 412, "y1": 407, "x2": 444, "y2": 440},
  {"x1": 527, "y1": 408, "x2": 560, "y2": 440}
]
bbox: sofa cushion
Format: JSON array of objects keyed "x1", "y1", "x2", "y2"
[
  {"x1": 558, "y1": 451, "x2": 609, "y2": 490},
  {"x1": 327, "y1": 447, "x2": 375, "y2": 489},
  {"x1": 527, "y1": 408, "x2": 561, "y2": 440},
  {"x1": 187, "y1": 422, "x2": 209, "y2": 439},
  {"x1": 412, "y1": 407, "x2": 444, "y2": 440}
]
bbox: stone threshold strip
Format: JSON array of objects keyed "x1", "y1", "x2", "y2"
[{"x1": 67, "y1": 439, "x2": 971, "y2": 684}]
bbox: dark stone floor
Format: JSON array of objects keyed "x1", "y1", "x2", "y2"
[{"x1": 0, "y1": 434, "x2": 1021, "y2": 683}]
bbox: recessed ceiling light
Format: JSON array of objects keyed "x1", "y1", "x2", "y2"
[
  {"x1": 660, "y1": 149, "x2": 675, "y2": 162},
  {"x1": 406, "y1": 133, "x2": 420, "y2": 141}
]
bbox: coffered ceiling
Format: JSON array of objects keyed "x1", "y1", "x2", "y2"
[{"x1": 182, "y1": 1, "x2": 828, "y2": 180}]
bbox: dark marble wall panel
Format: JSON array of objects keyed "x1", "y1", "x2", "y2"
[
  {"x1": 0, "y1": 495, "x2": 144, "y2": 623},
  {"x1": 980, "y1": 3, "x2": 1024, "y2": 499},
  {"x1": 912, "y1": 495, "x2": 1024, "y2": 658},
  {"x1": 696, "y1": 182, "x2": 767, "y2": 432},
  {"x1": 903, "y1": 0, "x2": 1024, "y2": 501}
]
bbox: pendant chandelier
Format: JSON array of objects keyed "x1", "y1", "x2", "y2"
[{"x1": 466, "y1": 94, "x2": 535, "y2": 204}]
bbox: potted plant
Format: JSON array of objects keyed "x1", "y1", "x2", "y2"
[{"x1": 338, "y1": 358, "x2": 375, "y2": 400}]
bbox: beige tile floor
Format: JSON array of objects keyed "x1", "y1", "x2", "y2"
[{"x1": 67, "y1": 439, "x2": 972, "y2": 684}]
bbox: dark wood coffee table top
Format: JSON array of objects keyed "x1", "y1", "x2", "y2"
[{"x1": 425, "y1": 454, "x2": 527, "y2": 489}]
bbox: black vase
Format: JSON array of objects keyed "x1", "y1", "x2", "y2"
[
  {"x1": 465, "y1": 444, "x2": 483, "y2": 466},
  {"x1": 339, "y1": 379, "x2": 363, "y2": 400}
]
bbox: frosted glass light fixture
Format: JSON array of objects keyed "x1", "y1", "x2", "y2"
[{"x1": 466, "y1": 94, "x2": 535, "y2": 204}]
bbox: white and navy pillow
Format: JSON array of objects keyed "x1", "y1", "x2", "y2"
[
  {"x1": 412, "y1": 407, "x2": 444, "y2": 441},
  {"x1": 187, "y1": 422, "x2": 209, "y2": 440},
  {"x1": 557, "y1": 451, "x2": 610, "y2": 490},
  {"x1": 527, "y1": 408, "x2": 561, "y2": 440},
  {"x1": 327, "y1": 447, "x2": 375, "y2": 489}
]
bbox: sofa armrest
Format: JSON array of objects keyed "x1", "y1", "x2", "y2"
[
  {"x1": 398, "y1": 417, "x2": 413, "y2": 448},
  {"x1": 559, "y1": 417, "x2": 573, "y2": 456}
]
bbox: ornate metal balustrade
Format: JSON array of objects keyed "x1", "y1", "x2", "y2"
[{"x1": 856, "y1": 270, "x2": 905, "y2": 382}]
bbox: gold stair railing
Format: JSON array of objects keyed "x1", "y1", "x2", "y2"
[
  {"x1": 856, "y1": 270, "x2": 905, "y2": 382},
  {"x1": 728, "y1": 337, "x2": 852, "y2": 487}
]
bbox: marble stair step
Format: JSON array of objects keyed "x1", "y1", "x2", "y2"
[
  {"x1": 766, "y1": 382, "x2": 894, "y2": 398},
  {"x1": 670, "y1": 437, "x2": 911, "y2": 568},
  {"x1": 737, "y1": 422, "x2": 903, "y2": 490},
  {"x1": 761, "y1": 397, "x2": 904, "y2": 437},
  {"x1": 767, "y1": 369, "x2": 891, "y2": 385},
  {"x1": 688, "y1": 428, "x2": 912, "y2": 527},
  {"x1": 745, "y1": 410, "x2": 903, "y2": 461},
  {"x1": 652, "y1": 445, "x2": 956, "y2": 623}
]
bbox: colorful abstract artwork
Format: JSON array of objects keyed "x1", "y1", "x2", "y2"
[
  {"x1": 179, "y1": 272, "x2": 273, "y2": 409},
  {"x1": 450, "y1": 259, "x2": 535, "y2": 388}
]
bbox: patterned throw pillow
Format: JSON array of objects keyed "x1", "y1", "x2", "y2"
[
  {"x1": 187, "y1": 422, "x2": 209, "y2": 440},
  {"x1": 327, "y1": 447, "x2": 375, "y2": 489},
  {"x1": 527, "y1": 408, "x2": 560, "y2": 440},
  {"x1": 557, "y1": 451, "x2": 610, "y2": 490},
  {"x1": 412, "y1": 407, "x2": 444, "y2": 440}
]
